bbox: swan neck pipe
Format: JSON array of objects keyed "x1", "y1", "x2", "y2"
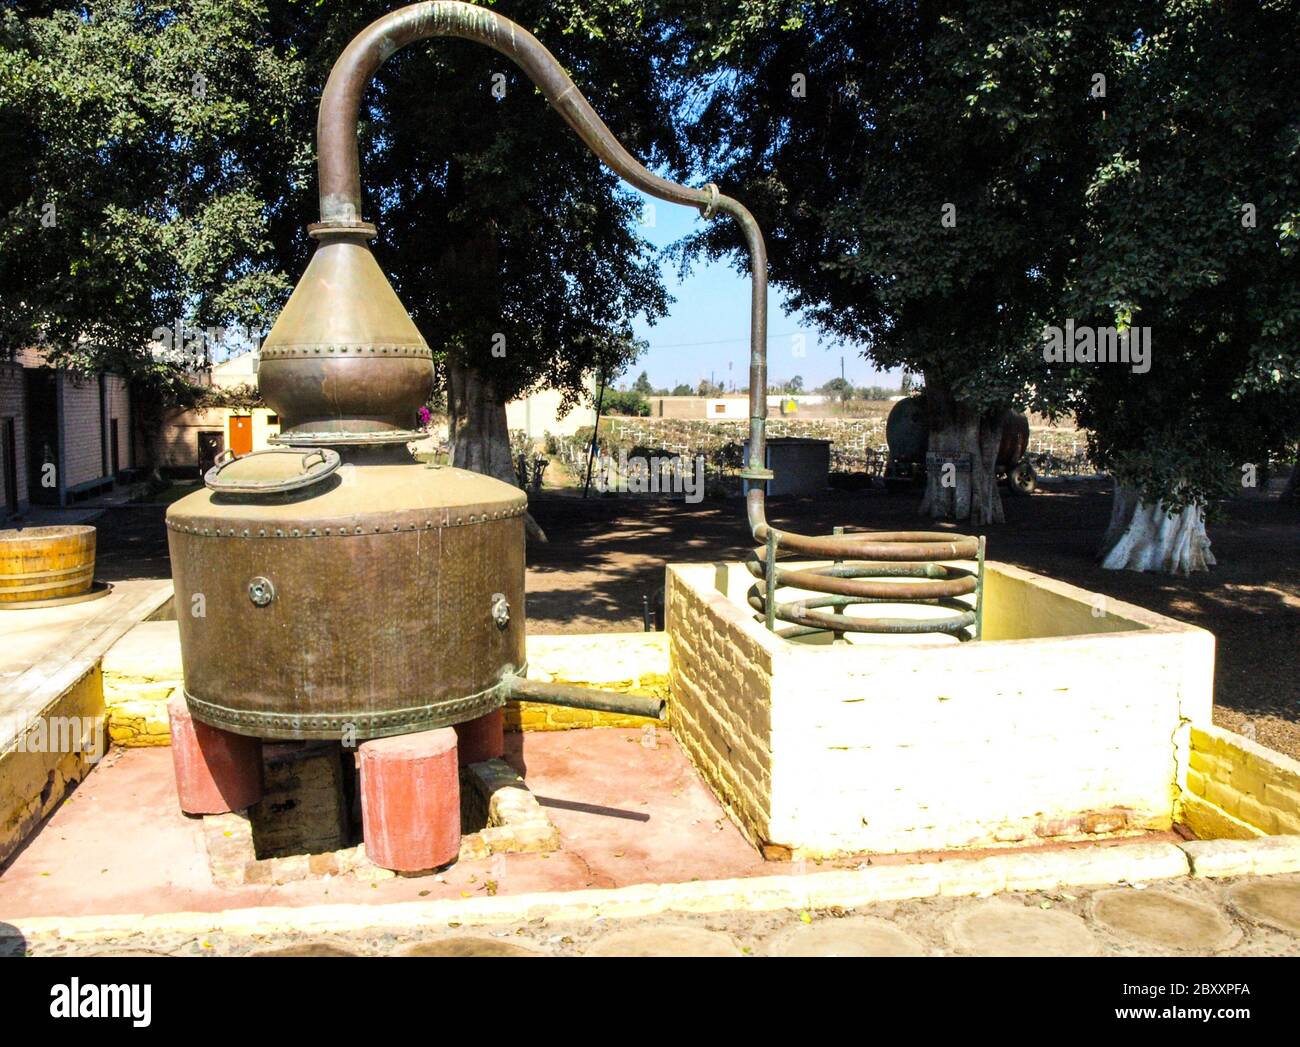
[{"x1": 315, "y1": 1, "x2": 772, "y2": 539}]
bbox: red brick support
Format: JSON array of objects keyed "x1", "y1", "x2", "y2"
[
  {"x1": 167, "y1": 692, "x2": 264, "y2": 815},
  {"x1": 359, "y1": 728, "x2": 460, "y2": 872},
  {"x1": 454, "y1": 708, "x2": 504, "y2": 766}
]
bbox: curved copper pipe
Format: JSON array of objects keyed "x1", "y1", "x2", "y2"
[
  {"x1": 317, "y1": 4, "x2": 985, "y2": 643},
  {"x1": 316, "y1": 1, "x2": 773, "y2": 538}
]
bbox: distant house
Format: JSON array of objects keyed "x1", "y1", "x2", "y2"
[
  {"x1": 154, "y1": 351, "x2": 281, "y2": 476},
  {"x1": 0, "y1": 347, "x2": 133, "y2": 519}
]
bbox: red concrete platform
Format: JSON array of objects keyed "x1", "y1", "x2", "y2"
[
  {"x1": 0, "y1": 729, "x2": 767, "y2": 917},
  {"x1": 359, "y1": 728, "x2": 461, "y2": 872}
]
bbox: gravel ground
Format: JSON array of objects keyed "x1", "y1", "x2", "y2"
[{"x1": 7, "y1": 873, "x2": 1299, "y2": 958}]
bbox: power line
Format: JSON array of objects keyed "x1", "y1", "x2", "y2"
[{"x1": 643, "y1": 330, "x2": 805, "y2": 350}]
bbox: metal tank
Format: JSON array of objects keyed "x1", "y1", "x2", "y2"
[
  {"x1": 167, "y1": 451, "x2": 527, "y2": 740},
  {"x1": 885, "y1": 395, "x2": 1037, "y2": 494},
  {"x1": 167, "y1": 213, "x2": 531, "y2": 739}
]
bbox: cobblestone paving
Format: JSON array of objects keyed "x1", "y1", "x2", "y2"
[{"x1": 8, "y1": 874, "x2": 1300, "y2": 958}]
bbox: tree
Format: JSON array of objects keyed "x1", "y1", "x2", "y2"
[
  {"x1": 1052, "y1": 0, "x2": 1300, "y2": 574},
  {"x1": 786, "y1": 374, "x2": 804, "y2": 394},
  {"x1": 633, "y1": 370, "x2": 655, "y2": 395},
  {"x1": 601, "y1": 388, "x2": 650, "y2": 416},
  {"x1": 671, "y1": 2, "x2": 1109, "y2": 524},
  {"x1": 821, "y1": 376, "x2": 851, "y2": 401},
  {"x1": 0, "y1": 0, "x2": 307, "y2": 470},
  {"x1": 670, "y1": 382, "x2": 693, "y2": 396},
  {"x1": 2, "y1": 1, "x2": 677, "y2": 496}
]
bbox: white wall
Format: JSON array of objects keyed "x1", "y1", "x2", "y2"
[{"x1": 507, "y1": 385, "x2": 596, "y2": 439}]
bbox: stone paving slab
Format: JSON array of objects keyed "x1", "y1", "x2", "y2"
[{"x1": 6, "y1": 874, "x2": 1299, "y2": 958}]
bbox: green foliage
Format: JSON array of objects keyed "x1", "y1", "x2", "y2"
[
  {"x1": 600, "y1": 388, "x2": 650, "y2": 416},
  {"x1": 1, "y1": 0, "x2": 674, "y2": 419},
  {"x1": 674, "y1": 0, "x2": 1299, "y2": 511},
  {"x1": 670, "y1": 382, "x2": 694, "y2": 395},
  {"x1": 1055, "y1": 0, "x2": 1300, "y2": 511},
  {"x1": 193, "y1": 382, "x2": 264, "y2": 411},
  {"x1": 671, "y1": 1, "x2": 1104, "y2": 413},
  {"x1": 0, "y1": 0, "x2": 306, "y2": 375}
]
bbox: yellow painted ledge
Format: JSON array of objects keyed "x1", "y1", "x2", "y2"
[
  {"x1": 1178, "y1": 724, "x2": 1300, "y2": 838},
  {"x1": 95, "y1": 621, "x2": 670, "y2": 742}
]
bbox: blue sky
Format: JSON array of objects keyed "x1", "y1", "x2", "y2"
[{"x1": 626, "y1": 189, "x2": 903, "y2": 393}]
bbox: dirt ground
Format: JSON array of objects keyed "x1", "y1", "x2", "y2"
[{"x1": 97, "y1": 477, "x2": 1298, "y2": 757}]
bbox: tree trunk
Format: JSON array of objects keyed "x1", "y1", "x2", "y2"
[
  {"x1": 1099, "y1": 482, "x2": 1214, "y2": 575},
  {"x1": 437, "y1": 204, "x2": 545, "y2": 541},
  {"x1": 918, "y1": 374, "x2": 1005, "y2": 525},
  {"x1": 446, "y1": 360, "x2": 547, "y2": 542},
  {"x1": 1283, "y1": 461, "x2": 1299, "y2": 500}
]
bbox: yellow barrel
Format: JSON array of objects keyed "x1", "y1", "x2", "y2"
[{"x1": 0, "y1": 525, "x2": 97, "y2": 603}]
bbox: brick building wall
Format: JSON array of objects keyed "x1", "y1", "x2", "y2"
[
  {"x1": 105, "y1": 374, "x2": 131, "y2": 471},
  {"x1": 0, "y1": 361, "x2": 27, "y2": 512},
  {"x1": 61, "y1": 374, "x2": 104, "y2": 491}
]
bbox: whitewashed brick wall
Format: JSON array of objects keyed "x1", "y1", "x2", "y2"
[{"x1": 667, "y1": 561, "x2": 1215, "y2": 860}]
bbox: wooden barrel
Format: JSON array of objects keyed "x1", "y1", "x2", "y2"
[{"x1": 0, "y1": 525, "x2": 97, "y2": 603}]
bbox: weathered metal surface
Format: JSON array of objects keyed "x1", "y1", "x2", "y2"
[
  {"x1": 203, "y1": 448, "x2": 341, "y2": 495},
  {"x1": 257, "y1": 229, "x2": 433, "y2": 443},
  {"x1": 167, "y1": 456, "x2": 526, "y2": 740},
  {"x1": 745, "y1": 530, "x2": 984, "y2": 641}
]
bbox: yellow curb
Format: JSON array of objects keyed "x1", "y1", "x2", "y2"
[{"x1": 2, "y1": 839, "x2": 1193, "y2": 946}]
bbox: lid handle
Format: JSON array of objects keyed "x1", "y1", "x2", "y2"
[{"x1": 204, "y1": 447, "x2": 342, "y2": 495}]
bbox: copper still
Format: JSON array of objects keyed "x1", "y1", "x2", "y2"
[{"x1": 167, "y1": 1, "x2": 982, "y2": 745}]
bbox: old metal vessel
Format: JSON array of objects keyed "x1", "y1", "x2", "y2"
[{"x1": 167, "y1": 449, "x2": 526, "y2": 739}]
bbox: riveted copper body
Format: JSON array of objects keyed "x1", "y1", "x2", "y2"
[
  {"x1": 167, "y1": 455, "x2": 526, "y2": 740},
  {"x1": 257, "y1": 228, "x2": 434, "y2": 442}
]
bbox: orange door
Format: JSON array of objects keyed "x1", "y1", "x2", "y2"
[{"x1": 229, "y1": 415, "x2": 253, "y2": 456}]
